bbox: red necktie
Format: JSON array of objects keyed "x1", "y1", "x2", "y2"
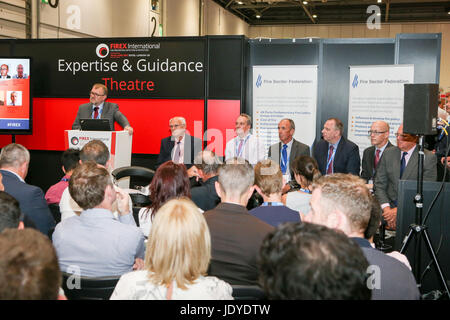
[
  {"x1": 93, "y1": 107, "x2": 99, "y2": 119},
  {"x1": 374, "y1": 149, "x2": 381, "y2": 169},
  {"x1": 326, "y1": 145, "x2": 334, "y2": 175}
]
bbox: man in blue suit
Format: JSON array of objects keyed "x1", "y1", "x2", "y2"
[
  {"x1": 312, "y1": 118, "x2": 360, "y2": 176},
  {"x1": 0, "y1": 143, "x2": 55, "y2": 236}
]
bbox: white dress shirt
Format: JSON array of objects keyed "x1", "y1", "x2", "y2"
[{"x1": 225, "y1": 133, "x2": 266, "y2": 165}]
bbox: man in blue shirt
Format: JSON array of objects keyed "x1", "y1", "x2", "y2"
[{"x1": 52, "y1": 162, "x2": 145, "y2": 277}]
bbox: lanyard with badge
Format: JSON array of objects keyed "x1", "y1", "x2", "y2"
[
  {"x1": 326, "y1": 145, "x2": 337, "y2": 172},
  {"x1": 235, "y1": 135, "x2": 251, "y2": 157}
]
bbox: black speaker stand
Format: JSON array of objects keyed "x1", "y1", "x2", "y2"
[{"x1": 399, "y1": 135, "x2": 450, "y2": 299}]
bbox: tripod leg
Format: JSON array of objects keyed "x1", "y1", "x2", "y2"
[
  {"x1": 400, "y1": 227, "x2": 415, "y2": 254},
  {"x1": 422, "y1": 229, "x2": 450, "y2": 299}
]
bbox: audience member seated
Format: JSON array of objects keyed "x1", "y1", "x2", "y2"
[
  {"x1": 305, "y1": 173, "x2": 420, "y2": 300},
  {"x1": 111, "y1": 198, "x2": 233, "y2": 300},
  {"x1": 259, "y1": 222, "x2": 371, "y2": 300},
  {"x1": 45, "y1": 148, "x2": 80, "y2": 204},
  {"x1": 204, "y1": 158, "x2": 273, "y2": 286},
  {"x1": 52, "y1": 162, "x2": 145, "y2": 277},
  {"x1": 282, "y1": 155, "x2": 321, "y2": 216},
  {"x1": 249, "y1": 159, "x2": 300, "y2": 227},
  {"x1": 59, "y1": 140, "x2": 133, "y2": 221},
  {"x1": 138, "y1": 161, "x2": 191, "y2": 237},
  {"x1": 0, "y1": 143, "x2": 55, "y2": 235},
  {"x1": 365, "y1": 196, "x2": 412, "y2": 270},
  {"x1": 0, "y1": 191, "x2": 24, "y2": 232},
  {"x1": 0, "y1": 229, "x2": 62, "y2": 300},
  {"x1": 190, "y1": 150, "x2": 222, "y2": 211}
]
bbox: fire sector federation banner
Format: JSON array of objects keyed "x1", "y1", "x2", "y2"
[{"x1": 14, "y1": 38, "x2": 205, "y2": 99}]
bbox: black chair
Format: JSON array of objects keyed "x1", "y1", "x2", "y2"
[
  {"x1": 61, "y1": 272, "x2": 121, "y2": 300},
  {"x1": 231, "y1": 285, "x2": 266, "y2": 300},
  {"x1": 111, "y1": 166, "x2": 155, "y2": 207},
  {"x1": 48, "y1": 203, "x2": 61, "y2": 224}
]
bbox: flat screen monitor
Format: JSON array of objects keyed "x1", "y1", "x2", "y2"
[
  {"x1": 395, "y1": 180, "x2": 450, "y2": 293},
  {"x1": 0, "y1": 57, "x2": 32, "y2": 134},
  {"x1": 80, "y1": 118, "x2": 111, "y2": 131}
]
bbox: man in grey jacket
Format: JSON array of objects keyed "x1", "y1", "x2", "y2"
[{"x1": 72, "y1": 83, "x2": 133, "y2": 135}]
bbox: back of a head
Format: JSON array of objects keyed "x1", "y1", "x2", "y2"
[
  {"x1": 312, "y1": 173, "x2": 372, "y2": 234},
  {"x1": 218, "y1": 159, "x2": 254, "y2": 198},
  {"x1": 69, "y1": 161, "x2": 112, "y2": 210},
  {"x1": 254, "y1": 159, "x2": 283, "y2": 196},
  {"x1": 0, "y1": 228, "x2": 61, "y2": 300},
  {"x1": 193, "y1": 150, "x2": 221, "y2": 176},
  {"x1": 0, "y1": 191, "x2": 21, "y2": 233},
  {"x1": 365, "y1": 196, "x2": 382, "y2": 240},
  {"x1": 291, "y1": 155, "x2": 321, "y2": 183},
  {"x1": 79, "y1": 140, "x2": 110, "y2": 166},
  {"x1": 259, "y1": 222, "x2": 371, "y2": 300},
  {"x1": 61, "y1": 148, "x2": 80, "y2": 172},
  {"x1": 145, "y1": 198, "x2": 210, "y2": 290},
  {"x1": 149, "y1": 161, "x2": 191, "y2": 214},
  {"x1": 0, "y1": 143, "x2": 30, "y2": 168}
]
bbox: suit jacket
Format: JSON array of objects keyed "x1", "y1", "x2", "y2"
[
  {"x1": 1, "y1": 170, "x2": 55, "y2": 236},
  {"x1": 204, "y1": 202, "x2": 273, "y2": 285},
  {"x1": 374, "y1": 145, "x2": 437, "y2": 206},
  {"x1": 190, "y1": 175, "x2": 220, "y2": 211},
  {"x1": 155, "y1": 134, "x2": 202, "y2": 169},
  {"x1": 72, "y1": 101, "x2": 130, "y2": 131},
  {"x1": 312, "y1": 136, "x2": 361, "y2": 176},
  {"x1": 360, "y1": 141, "x2": 394, "y2": 182},
  {"x1": 268, "y1": 139, "x2": 310, "y2": 180},
  {"x1": 353, "y1": 238, "x2": 420, "y2": 300}
]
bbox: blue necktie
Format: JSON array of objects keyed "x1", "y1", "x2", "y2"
[
  {"x1": 400, "y1": 151, "x2": 407, "y2": 178},
  {"x1": 280, "y1": 144, "x2": 288, "y2": 174}
]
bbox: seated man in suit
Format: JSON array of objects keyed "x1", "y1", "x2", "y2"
[
  {"x1": 156, "y1": 116, "x2": 202, "y2": 170},
  {"x1": 374, "y1": 124, "x2": 436, "y2": 230},
  {"x1": 204, "y1": 158, "x2": 273, "y2": 285},
  {"x1": 190, "y1": 150, "x2": 222, "y2": 211},
  {"x1": 305, "y1": 173, "x2": 420, "y2": 300},
  {"x1": 312, "y1": 118, "x2": 360, "y2": 176},
  {"x1": 268, "y1": 118, "x2": 310, "y2": 184},
  {"x1": 72, "y1": 83, "x2": 133, "y2": 135},
  {"x1": 53, "y1": 162, "x2": 145, "y2": 277},
  {"x1": 361, "y1": 121, "x2": 393, "y2": 187},
  {"x1": 0, "y1": 143, "x2": 55, "y2": 236}
]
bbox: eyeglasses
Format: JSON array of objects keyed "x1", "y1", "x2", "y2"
[
  {"x1": 368, "y1": 130, "x2": 387, "y2": 135},
  {"x1": 90, "y1": 91, "x2": 105, "y2": 97},
  {"x1": 395, "y1": 133, "x2": 409, "y2": 138}
]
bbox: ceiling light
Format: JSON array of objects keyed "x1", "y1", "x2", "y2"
[
  {"x1": 256, "y1": 14, "x2": 261, "y2": 19},
  {"x1": 312, "y1": 14, "x2": 317, "y2": 18},
  {"x1": 377, "y1": 0, "x2": 382, "y2": 3},
  {"x1": 377, "y1": 13, "x2": 381, "y2": 16},
  {"x1": 236, "y1": 1, "x2": 243, "y2": 4},
  {"x1": 303, "y1": 1, "x2": 308, "y2": 4}
]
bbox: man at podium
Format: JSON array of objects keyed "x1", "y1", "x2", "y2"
[{"x1": 72, "y1": 83, "x2": 133, "y2": 135}]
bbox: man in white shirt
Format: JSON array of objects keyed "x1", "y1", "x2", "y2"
[{"x1": 225, "y1": 114, "x2": 266, "y2": 165}]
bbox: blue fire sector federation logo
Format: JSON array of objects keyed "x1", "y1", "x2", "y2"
[
  {"x1": 352, "y1": 74, "x2": 359, "y2": 88},
  {"x1": 256, "y1": 74, "x2": 262, "y2": 88},
  {"x1": 96, "y1": 43, "x2": 109, "y2": 58}
]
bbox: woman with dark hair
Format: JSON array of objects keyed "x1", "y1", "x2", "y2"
[
  {"x1": 282, "y1": 155, "x2": 321, "y2": 216},
  {"x1": 138, "y1": 161, "x2": 191, "y2": 237}
]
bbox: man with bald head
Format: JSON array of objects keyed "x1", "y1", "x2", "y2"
[
  {"x1": 374, "y1": 124, "x2": 437, "y2": 230},
  {"x1": 361, "y1": 121, "x2": 393, "y2": 185},
  {"x1": 268, "y1": 118, "x2": 310, "y2": 183}
]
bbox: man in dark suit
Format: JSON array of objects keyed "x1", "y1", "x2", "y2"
[
  {"x1": 312, "y1": 117, "x2": 360, "y2": 176},
  {"x1": 0, "y1": 143, "x2": 55, "y2": 236},
  {"x1": 268, "y1": 118, "x2": 310, "y2": 182},
  {"x1": 374, "y1": 124, "x2": 437, "y2": 230},
  {"x1": 361, "y1": 121, "x2": 393, "y2": 185},
  {"x1": 204, "y1": 158, "x2": 273, "y2": 285},
  {"x1": 156, "y1": 116, "x2": 202, "y2": 170},
  {"x1": 306, "y1": 173, "x2": 420, "y2": 300},
  {"x1": 190, "y1": 150, "x2": 221, "y2": 211},
  {"x1": 72, "y1": 83, "x2": 133, "y2": 135}
]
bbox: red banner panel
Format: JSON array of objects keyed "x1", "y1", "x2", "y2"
[{"x1": 9, "y1": 98, "x2": 204, "y2": 154}]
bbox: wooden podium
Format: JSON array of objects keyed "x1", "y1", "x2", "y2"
[{"x1": 64, "y1": 130, "x2": 132, "y2": 188}]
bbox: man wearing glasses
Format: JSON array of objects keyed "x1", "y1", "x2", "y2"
[
  {"x1": 374, "y1": 124, "x2": 436, "y2": 230},
  {"x1": 72, "y1": 83, "x2": 133, "y2": 135},
  {"x1": 361, "y1": 121, "x2": 393, "y2": 186},
  {"x1": 155, "y1": 116, "x2": 202, "y2": 170}
]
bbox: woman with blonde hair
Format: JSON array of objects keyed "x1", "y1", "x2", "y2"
[{"x1": 111, "y1": 198, "x2": 233, "y2": 300}]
